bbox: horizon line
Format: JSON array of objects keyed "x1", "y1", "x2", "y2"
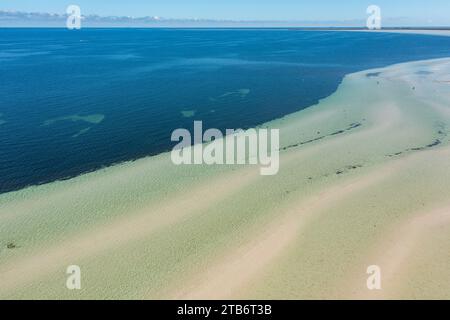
[{"x1": 0, "y1": 9, "x2": 449, "y2": 24}]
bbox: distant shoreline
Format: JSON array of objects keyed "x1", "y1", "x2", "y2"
[
  {"x1": 334, "y1": 28, "x2": 450, "y2": 37},
  {"x1": 1, "y1": 27, "x2": 450, "y2": 36}
]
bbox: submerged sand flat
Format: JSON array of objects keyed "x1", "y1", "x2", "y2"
[{"x1": 1, "y1": 58, "x2": 450, "y2": 299}]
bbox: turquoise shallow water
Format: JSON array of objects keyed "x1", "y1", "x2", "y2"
[{"x1": 1, "y1": 28, "x2": 450, "y2": 193}]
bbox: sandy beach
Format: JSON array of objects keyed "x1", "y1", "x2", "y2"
[{"x1": 1, "y1": 57, "x2": 450, "y2": 300}]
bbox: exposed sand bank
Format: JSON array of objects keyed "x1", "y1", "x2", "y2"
[
  {"x1": 1, "y1": 58, "x2": 450, "y2": 299},
  {"x1": 384, "y1": 30, "x2": 450, "y2": 37}
]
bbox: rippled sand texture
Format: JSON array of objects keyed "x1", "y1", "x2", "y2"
[{"x1": 1, "y1": 58, "x2": 450, "y2": 300}]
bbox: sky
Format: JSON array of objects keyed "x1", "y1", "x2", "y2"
[{"x1": 0, "y1": 0, "x2": 449, "y2": 23}]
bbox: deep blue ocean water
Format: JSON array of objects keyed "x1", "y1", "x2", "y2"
[{"x1": 1, "y1": 28, "x2": 450, "y2": 193}]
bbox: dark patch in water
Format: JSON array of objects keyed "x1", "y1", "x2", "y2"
[
  {"x1": 281, "y1": 122, "x2": 362, "y2": 151},
  {"x1": 425, "y1": 139, "x2": 442, "y2": 148},
  {"x1": 6, "y1": 242, "x2": 17, "y2": 249},
  {"x1": 330, "y1": 130, "x2": 345, "y2": 136},
  {"x1": 416, "y1": 70, "x2": 433, "y2": 75},
  {"x1": 409, "y1": 140, "x2": 441, "y2": 151},
  {"x1": 336, "y1": 164, "x2": 363, "y2": 176},
  {"x1": 387, "y1": 151, "x2": 404, "y2": 158},
  {"x1": 386, "y1": 139, "x2": 442, "y2": 157},
  {"x1": 366, "y1": 72, "x2": 382, "y2": 78},
  {"x1": 347, "y1": 123, "x2": 362, "y2": 130}
]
